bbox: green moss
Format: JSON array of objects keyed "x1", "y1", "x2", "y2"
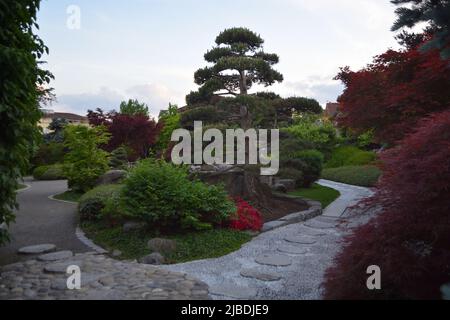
[
  {"x1": 81, "y1": 221, "x2": 252, "y2": 263},
  {"x1": 289, "y1": 183, "x2": 340, "y2": 208},
  {"x1": 321, "y1": 165, "x2": 381, "y2": 187}
]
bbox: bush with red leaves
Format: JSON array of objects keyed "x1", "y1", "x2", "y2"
[
  {"x1": 229, "y1": 198, "x2": 263, "y2": 231},
  {"x1": 323, "y1": 110, "x2": 450, "y2": 299}
]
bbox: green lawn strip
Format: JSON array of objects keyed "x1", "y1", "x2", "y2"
[
  {"x1": 17, "y1": 184, "x2": 28, "y2": 190},
  {"x1": 80, "y1": 221, "x2": 252, "y2": 263},
  {"x1": 53, "y1": 190, "x2": 84, "y2": 202},
  {"x1": 321, "y1": 165, "x2": 381, "y2": 187},
  {"x1": 289, "y1": 183, "x2": 340, "y2": 208}
]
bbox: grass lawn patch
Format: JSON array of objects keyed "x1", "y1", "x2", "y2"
[
  {"x1": 289, "y1": 183, "x2": 340, "y2": 208},
  {"x1": 81, "y1": 221, "x2": 252, "y2": 263},
  {"x1": 321, "y1": 165, "x2": 381, "y2": 187},
  {"x1": 53, "y1": 190, "x2": 84, "y2": 202},
  {"x1": 17, "y1": 184, "x2": 27, "y2": 190}
]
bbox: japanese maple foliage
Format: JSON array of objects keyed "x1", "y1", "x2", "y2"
[
  {"x1": 229, "y1": 198, "x2": 263, "y2": 231},
  {"x1": 324, "y1": 110, "x2": 450, "y2": 299},
  {"x1": 336, "y1": 42, "x2": 450, "y2": 145}
]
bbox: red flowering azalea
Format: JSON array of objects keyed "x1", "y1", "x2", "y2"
[{"x1": 229, "y1": 198, "x2": 263, "y2": 231}]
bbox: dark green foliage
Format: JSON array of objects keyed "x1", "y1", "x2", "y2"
[
  {"x1": 255, "y1": 91, "x2": 281, "y2": 100},
  {"x1": 78, "y1": 184, "x2": 123, "y2": 221},
  {"x1": 44, "y1": 118, "x2": 68, "y2": 143},
  {"x1": 64, "y1": 125, "x2": 110, "y2": 192},
  {"x1": 281, "y1": 150, "x2": 324, "y2": 187},
  {"x1": 119, "y1": 99, "x2": 149, "y2": 116},
  {"x1": 274, "y1": 97, "x2": 323, "y2": 114},
  {"x1": 325, "y1": 146, "x2": 376, "y2": 169},
  {"x1": 180, "y1": 106, "x2": 224, "y2": 129},
  {"x1": 31, "y1": 142, "x2": 65, "y2": 167},
  {"x1": 321, "y1": 165, "x2": 381, "y2": 187},
  {"x1": 0, "y1": 0, "x2": 53, "y2": 243},
  {"x1": 32, "y1": 164, "x2": 66, "y2": 180},
  {"x1": 109, "y1": 147, "x2": 128, "y2": 169},
  {"x1": 277, "y1": 168, "x2": 304, "y2": 187},
  {"x1": 391, "y1": 0, "x2": 450, "y2": 59},
  {"x1": 188, "y1": 27, "x2": 283, "y2": 102},
  {"x1": 119, "y1": 160, "x2": 236, "y2": 231}
]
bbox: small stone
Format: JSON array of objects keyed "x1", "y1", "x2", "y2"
[
  {"x1": 277, "y1": 245, "x2": 308, "y2": 255},
  {"x1": 122, "y1": 221, "x2": 145, "y2": 233},
  {"x1": 147, "y1": 238, "x2": 177, "y2": 254},
  {"x1": 18, "y1": 244, "x2": 56, "y2": 254},
  {"x1": 38, "y1": 250, "x2": 73, "y2": 262},
  {"x1": 138, "y1": 253, "x2": 165, "y2": 265},
  {"x1": 240, "y1": 268, "x2": 282, "y2": 281},
  {"x1": 255, "y1": 253, "x2": 292, "y2": 266},
  {"x1": 272, "y1": 183, "x2": 287, "y2": 193},
  {"x1": 284, "y1": 235, "x2": 317, "y2": 244},
  {"x1": 112, "y1": 250, "x2": 122, "y2": 257}
]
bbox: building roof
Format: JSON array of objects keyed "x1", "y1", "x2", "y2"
[
  {"x1": 325, "y1": 102, "x2": 340, "y2": 118},
  {"x1": 42, "y1": 112, "x2": 87, "y2": 121}
]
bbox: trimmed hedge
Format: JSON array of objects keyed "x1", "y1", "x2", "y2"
[
  {"x1": 325, "y1": 146, "x2": 376, "y2": 169},
  {"x1": 321, "y1": 165, "x2": 381, "y2": 187},
  {"x1": 78, "y1": 184, "x2": 123, "y2": 221},
  {"x1": 279, "y1": 149, "x2": 324, "y2": 188},
  {"x1": 33, "y1": 164, "x2": 66, "y2": 180}
]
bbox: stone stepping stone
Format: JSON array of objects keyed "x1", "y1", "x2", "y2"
[
  {"x1": 303, "y1": 220, "x2": 335, "y2": 229},
  {"x1": 314, "y1": 216, "x2": 340, "y2": 224},
  {"x1": 44, "y1": 260, "x2": 83, "y2": 274},
  {"x1": 210, "y1": 283, "x2": 257, "y2": 299},
  {"x1": 240, "y1": 268, "x2": 282, "y2": 282},
  {"x1": 38, "y1": 250, "x2": 73, "y2": 262},
  {"x1": 284, "y1": 235, "x2": 317, "y2": 245},
  {"x1": 298, "y1": 228, "x2": 327, "y2": 237},
  {"x1": 255, "y1": 253, "x2": 292, "y2": 267},
  {"x1": 18, "y1": 244, "x2": 56, "y2": 254},
  {"x1": 277, "y1": 245, "x2": 308, "y2": 255}
]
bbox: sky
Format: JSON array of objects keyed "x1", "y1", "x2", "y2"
[{"x1": 37, "y1": 0, "x2": 401, "y2": 118}]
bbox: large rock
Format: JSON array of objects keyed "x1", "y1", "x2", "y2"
[
  {"x1": 274, "y1": 178, "x2": 296, "y2": 191},
  {"x1": 95, "y1": 170, "x2": 127, "y2": 186},
  {"x1": 138, "y1": 253, "x2": 165, "y2": 265},
  {"x1": 38, "y1": 250, "x2": 73, "y2": 262},
  {"x1": 147, "y1": 238, "x2": 176, "y2": 255},
  {"x1": 122, "y1": 221, "x2": 146, "y2": 233}
]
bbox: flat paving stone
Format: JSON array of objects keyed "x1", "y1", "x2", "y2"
[
  {"x1": 303, "y1": 220, "x2": 335, "y2": 229},
  {"x1": 277, "y1": 245, "x2": 308, "y2": 255},
  {"x1": 255, "y1": 253, "x2": 292, "y2": 266},
  {"x1": 18, "y1": 244, "x2": 56, "y2": 254},
  {"x1": 210, "y1": 283, "x2": 257, "y2": 299},
  {"x1": 298, "y1": 227, "x2": 327, "y2": 237},
  {"x1": 240, "y1": 268, "x2": 282, "y2": 282},
  {"x1": 314, "y1": 216, "x2": 340, "y2": 224},
  {"x1": 38, "y1": 250, "x2": 73, "y2": 262},
  {"x1": 284, "y1": 235, "x2": 317, "y2": 244},
  {"x1": 44, "y1": 260, "x2": 83, "y2": 274}
]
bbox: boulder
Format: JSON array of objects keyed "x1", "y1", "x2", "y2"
[
  {"x1": 147, "y1": 238, "x2": 176, "y2": 254},
  {"x1": 272, "y1": 183, "x2": 287, "y2": 193},
  {"x1": 274, "y1": 178, "x2": 296, "y2": 191},
  {"x1": 95, "y1": 170, "x2": 127, "y2": 186},
  {"x1": 122, "y1": 221, "x2": 145, "y2": 233},
  {"x1": 138, "y1": 252, "x2": 165, "y2": 265}
]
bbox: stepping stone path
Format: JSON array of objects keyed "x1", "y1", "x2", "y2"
[
  {"x1": 296, "y1": 227, "x2": 327, "y2": 237},
  {"x1": 303, "y1": 220, "x2": 335, "y2": 229},
  {"x1": 277, "y1": 245, "x2": 308, "y2": 255},
  {"x1": 284, "y1": 235, "x2": 317, "y2": 244},
  {"x1": 18, "y1": 244, "x2": 56, "y2": 254},
  {"x1": 210, "y1": 283, "x2": 257, "y2": 299},
  {"x1": 0, "y1": 252, "x2": 210, "y2": 300},
  {"x1": 240, "y1": 268, "x2": 282, "y2": 282},
  {"x1": 38, "y1": 250, "x2": 73, "y2": 262},
  {"x1": 255, "y1": 253, "x2": 292, "y2": 267}
]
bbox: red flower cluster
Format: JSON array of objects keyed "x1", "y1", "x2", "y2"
[{"x1": 229, "y1": 198, "x2": 263, "y2": 231}]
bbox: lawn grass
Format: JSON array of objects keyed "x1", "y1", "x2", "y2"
[
  {"x1": 53, "y1": 190, "x2": 84, "y2": 202},
  {"x1": 81, "y1": 221, "x2": 252, "y2": 263},
  {"x1": 17, "y1": 184, "x2": 27, "y2": 190},
  {"x1": 321, "y1": 165, "x2": 381, "y2": 187},
  {"x1": 289, "y1": 183, "x2": 340, "y2": 208}
]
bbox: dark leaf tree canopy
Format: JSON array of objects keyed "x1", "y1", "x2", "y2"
[
  {"x1": 119, "y1": 99, "x2": 149, "y2": 117},
  {"x1": 0, "y1": 0, "x2": 53, "y2": 243},
  {"x1": 187, "y1": 27, "x2": 283, "y2": 104},
  {"x1": 391, "y1": 0, "x2": 450, "y2": 59}
]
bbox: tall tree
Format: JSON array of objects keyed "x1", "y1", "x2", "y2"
[
  {"x1": 187, "y1": 27, "x2": 283, "y2": 104},
  {"x1": 119, "y1": 99, "x2": 149, "y2": 117},
  {"x1": 0, "y1": 0, "x2": 53, "y2": 244},
  {"x1": 391, "y1": 0, "x2": 450, "y2": 59}
]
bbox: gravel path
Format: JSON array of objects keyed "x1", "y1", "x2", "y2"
[
  {"x1": 162, "y1": 180, "x2": 375, "y2": 300},
  {"x1": 0, "y1": 178, "x2": 90, "y2": 266}
]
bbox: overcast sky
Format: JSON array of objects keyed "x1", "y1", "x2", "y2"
[{"x1": 37, "y1": 0, "x2": 401, "y2": 118}]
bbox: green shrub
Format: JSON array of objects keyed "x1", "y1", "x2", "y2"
[
  {"x1": 109, "y1": 147, "x2": 128, "y2": 169},
  {"x1": 120, "y1": 160, "x2": 235, "y2": 231},
  {"x1": 33, "y1": 164, "x2": 66, "y2": 180},
  {"x1": 280, "y1": 149, "x2": 324, "y2": 188},
  {"x1": 325, "y1": 146, "x2": 376, "y2": 169},
  {"x1": 32, "y1": 142, "x2": 65, "y2": 167},
  {"x1": 180, "y1": 106, "x2": 223, "y2": 129},
  {"x1": 277, "y1": 168, "x2": 304, "y2": 187},
  {"x1": 321, "y1": 165, "x2": 381, "y2": 187},
  {"x1": 78, "y1": 184, "x2": 123, "y2": 221},
  {"x1": 64, "y1": 125, "x2": 110, "y2": 192}
]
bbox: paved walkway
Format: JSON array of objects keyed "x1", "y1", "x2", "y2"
[
  {"x1": 162, "y1": 180, "x2": 376, "y2": 300},
  {"x1": 0, "y1": 178, "x2": 90, "y2": 266}
]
